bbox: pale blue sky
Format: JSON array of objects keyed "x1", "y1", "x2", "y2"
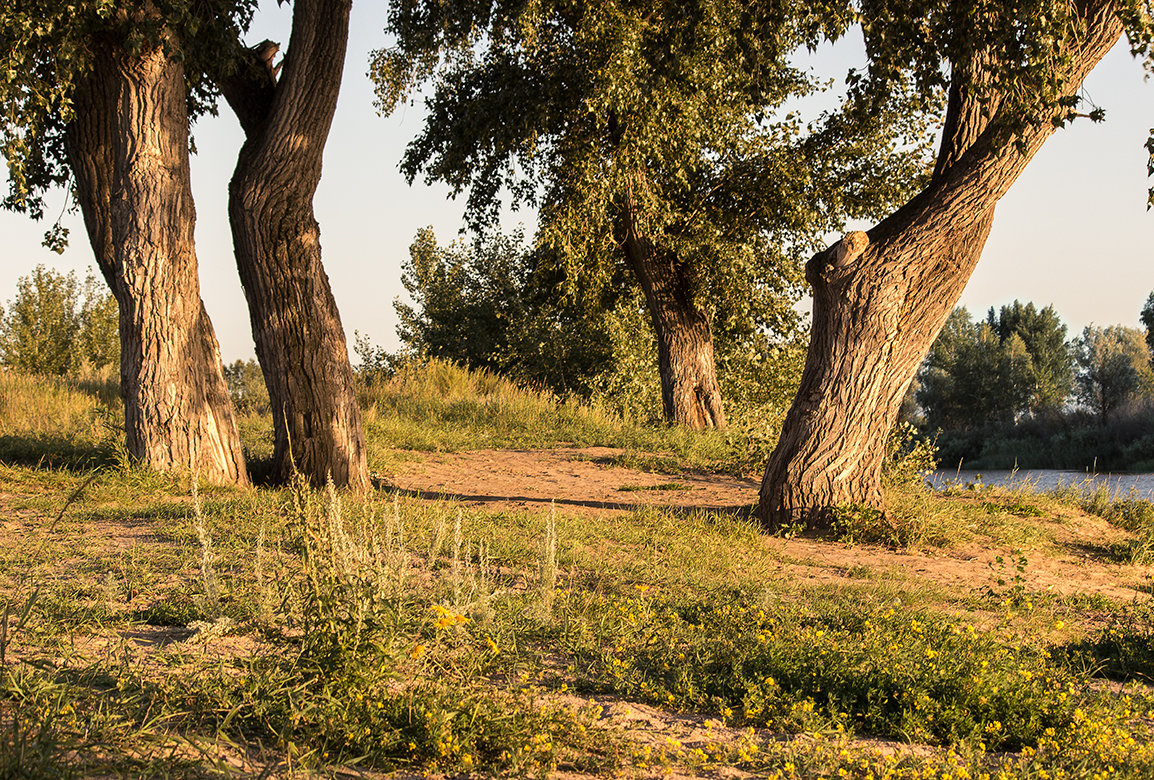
[{"x1": 1, "y1": 3, "x2": 1151, "y2": 362}]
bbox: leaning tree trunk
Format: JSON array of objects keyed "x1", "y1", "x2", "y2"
[
  {"x1": 219, "y1": 0, "x2": 369, "y2": 490},
  {"x1": 66, "y1": 38, "x2": 249, "y2": 487},
  {"x1": 620, "y1": 197, "x2": 726, "y2": 430},
  {"x1": 759, "y1": 2, "x2": 1121, "y2": 529}
]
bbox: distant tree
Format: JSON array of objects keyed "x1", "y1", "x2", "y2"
[
  {"x1": 917, "y1": 308, "x2": 1034, "y2": 430},
  {"x1": 985, "y1": 301, "x2": 1072, "y2": 415},
  {"x1": 1073, "y1": 325, "x2": 1152, "y2": 424},
  {"x1": 222, "y1": 359, "x2": 270, "y2": 415},
  {"x1": 395, "y1": 228, "x2": 619, "y2": 398},
  {"x1": 1140, "y1": 292, "x2": 1154, "y2": 365},
  {"x1": 0, "y1": 265, "x2": 119, "y2": 376},
  {"x1": 0, "y1": 266, "x2": 80, "y2": 375},
  {"x1": 77, "y1": 272, "x2": 119, "y2": 372},
  {"x1": 373, "y1": 0, "x2": 928, "y2": 429}
]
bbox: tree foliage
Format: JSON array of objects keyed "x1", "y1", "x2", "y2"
[
  {"x1": 917, "y1": 307, "x2": 1034, "y2": 431},
  {"x1": 372, "y1": 0, "x2": 932, "y2": 358},
  {"x1": 395, "y1": 227, "x2": 616, "y2": 398},
  {"x1": 1140, "y1": 291, "x2": 1154, "y2": 363},
  {"x1": 985, "y1": 301, "x2": 1072, "y2": 415},
  {"x1": 1072, "y1": 324, "x2": 1153, "y2": 424},
  {"x1": 0, "y1": 1, "x2": 256, "y2": 222},
  {"x1": 395, "y1": 227, "x2": 808, "y2": 420},
  {"x1": 0, "y1": 264, "x2": 118, "y2": 375}
]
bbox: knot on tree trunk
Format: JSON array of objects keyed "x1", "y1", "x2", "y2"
[
  {"x1": 832, "y1": 231, "x2": 869, "y2": 268},
  {"x1": 806, "y1": 230, "x2": 870, "y2": 286}
]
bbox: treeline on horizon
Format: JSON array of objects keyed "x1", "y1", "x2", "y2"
[{"x1": 904, "y1": 298, "x2": 1154, "y2": 473}]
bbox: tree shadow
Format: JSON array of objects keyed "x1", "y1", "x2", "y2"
[
  {"x1": 0, "y1": 433, "x2": 119, "y2": 473},
  {"x1": 376, "y1": 480, "x2": 757, "y2": 521}
]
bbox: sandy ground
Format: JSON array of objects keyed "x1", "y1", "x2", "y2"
[
  {"x1": 387, "y1": 446, "x2": 1153, "y2": 603},
  {"x1": 387, "y1": 446, "x2": 760, "y2": 515}
]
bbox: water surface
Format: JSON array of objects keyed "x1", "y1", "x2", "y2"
[{"x1": 929, "y1": 469, "x2": 1154, "y2": 500}]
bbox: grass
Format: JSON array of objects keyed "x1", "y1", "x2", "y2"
[
  {"x1": 615, "y1": 482, "x2": 696, "y2": 492},
  {"x1": 1, "y1": 363, "x2": 1153, "y2": 777}
]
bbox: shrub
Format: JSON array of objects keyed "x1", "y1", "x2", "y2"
[{"x1": 0, "y1": 265, "x2": 118, "y2": 376}]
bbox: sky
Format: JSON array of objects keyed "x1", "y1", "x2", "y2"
[{"x1": 1, "y1": 4, "x2": 1151, "y2": 363}]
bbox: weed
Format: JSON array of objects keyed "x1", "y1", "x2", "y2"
[
  {"x1": 190, "y1": 479, "x2": 221, "y2": 618},
  {"x1": 536, "y1": 502, "x2": 559, "y2": 619},
  {"x1": 984, "y1": 552, "x2": 1030, "y2": 606},
  {"x1": 1060, "y1": 602, "x2": 1154, "y2": 682},
  {"x1": 0, "y1": 589, "x2": 39, "y2": 665},
  {"x1": 562, "y1": 588, "x2": 1129, "y2": 753}
]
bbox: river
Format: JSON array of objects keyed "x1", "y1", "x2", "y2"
[{"x1": 929, "y1": 469, "x2": 1154, "y2": 501}]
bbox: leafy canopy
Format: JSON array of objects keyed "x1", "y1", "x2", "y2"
[
  {"x1": 917, "y1": 307, "x2": 1036, "y2": 431},
  {"x1": 985, "y1": 301, "x2": 1072, "y2": 415},
  {"x1": 372, "y1": 0, "x2": 932, "y2": 340},
  {"x1": 853, "y1": 0, "x2": 1154, "y2": 204},
  {"x1": 0, "y1": 0, "x2": 256, "y2": 221},
  {"x1": 1073, "y1": 324, "x2": 1153, "y2": 423}
]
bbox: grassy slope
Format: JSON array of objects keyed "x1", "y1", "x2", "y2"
[{"x1": 0, "y1": 363, "x2": 1152, "y2": 778}]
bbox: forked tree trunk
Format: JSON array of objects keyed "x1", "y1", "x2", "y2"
[
  {"x1": 620, "y1": 194, "x2": 726, "y2": 429},
  {"x1": 66, "y1": 38, "x2": 249, "y2": 487},
  {"x1": 220, "y1": 0, "x2": 370, "y2": 490},
  {"x1": 759, "y1": 2, "x2": 1121, "y2": 529}
]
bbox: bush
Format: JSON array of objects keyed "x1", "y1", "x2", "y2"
[
  {"x1": 221, "y1": 359, "x2": 270, "y2": 415},
  {"x1": 0, "y1": 265, "x2": 118, "y2": 376}
]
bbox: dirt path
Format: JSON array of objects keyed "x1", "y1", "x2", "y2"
[
  {"x1": 388, "y1": 446, "x2": 760, "y2": 514},
  {"x1": 388, "y1": 446, "x2": 1153, "y2": 603}
]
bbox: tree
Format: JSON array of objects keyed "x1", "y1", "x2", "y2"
[
  {"x1": 222, "y1": 358, "x2": 271, "y2": 415},
  {"x1": 77, "y1": 271, "x2": 120, "y2": 371},
  {"x1": 760, "y1": 0, "x2": 1138, "y2": 528},
  {"x1": 0, "y1": 265, "x2": 80, "y2": 375},
  {"x1": 218, "y1": 0, "x2": 369, "y2": 490},
  {"x1": 916, "y1": 308, "x2": 1035, "y2": 430},
  {"x1": 0, "y1": 265, "x2": 119, "y2": 375},
  {"x1": 986, "y1": 301, "x2": 1072, "y2": 415},
  {"x1": 1073, "y1": 325, "x2": 1151, "y2": 424},
  {"x1": 1140, "y1": 292, "x2": 1154, "y2": 364},
  {"x1": 395, "y1": 227, "x2": 623, "y2": 398},
  {"x1": 372, "y1": 0, "x2": 928, "y2": 429},
  {"x1": 1, "y1": 3, "x2": 253, "y2": 486}
]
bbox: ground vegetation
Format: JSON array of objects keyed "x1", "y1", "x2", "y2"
[{"x1": 0, "y1": 363, "x2": 1153, "y2": 777}]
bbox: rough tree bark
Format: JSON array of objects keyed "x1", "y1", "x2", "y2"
[
  {"x1": 759, "y1": 1, "x2": 1122, "y2": 529},
  {"x1": 620, "y1": 186, "x2": 727, "y2": 430},
  {"x1": 219, "y1": 0, "x2": 370, "y2": 490},
  {"x1": 66, "y1": 35, "x2": 249, "y2": 487}
]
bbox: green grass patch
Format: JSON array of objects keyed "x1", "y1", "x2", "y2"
[{"x1": 616, "y1": 482, "x2": 696, "y2": 492}]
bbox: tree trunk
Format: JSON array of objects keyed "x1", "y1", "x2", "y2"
[
  {"x1": 620, "y1": 194, "x2": 726, "y2": 430},
  {"x1": 759, "y1": 3, "x2": 1121, "y2": 529},
  {"x1": 65, "y1": 39, "x2": 249, "y2": 487},
  {"x1": 219, "y1": 0, "x2": 370, "y2": 490}
]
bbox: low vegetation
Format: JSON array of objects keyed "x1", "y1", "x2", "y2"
[{"x1": 1, "y1": 363, "x2": 1152, "y2": 778}]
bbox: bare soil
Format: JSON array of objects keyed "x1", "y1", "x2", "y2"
[{"x1": 389, "y1": 446, "x2": 1153, "y2": 602}]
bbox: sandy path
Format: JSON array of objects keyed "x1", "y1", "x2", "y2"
[
  {"x1": 389, "y1": 446, "x2": 760, "y2": 514},
  {"x1": 388, "y1": 446, "x2": 1152, "y2": 602}
]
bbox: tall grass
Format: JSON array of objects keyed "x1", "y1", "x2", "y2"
[
  {"x1": 358, "y1": 358, "x2": 736, "y2": 470},
  {"x1": 0, "y1": 369, "x2": 120, "y2": 469}
]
